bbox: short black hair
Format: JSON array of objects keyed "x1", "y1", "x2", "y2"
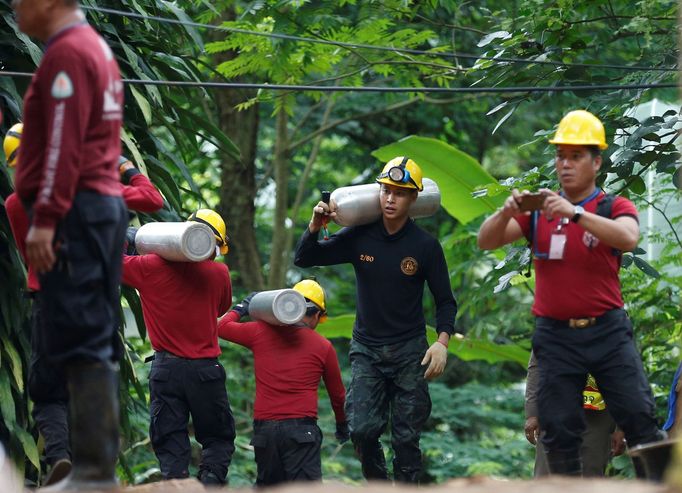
[
  {"x1": 305, "y1": 305, "x2": 320, "y2": 317},
  {"x1": 586, "y1": 145, "x2": 601, "y2": 158}
]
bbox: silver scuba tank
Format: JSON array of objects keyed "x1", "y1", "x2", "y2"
[
  {"x1": 248, "y1": 289, "x2": 307, "y2": 326},
  {"x1": 135, "y1": 222, "x2": 215, "y2": 262},
  {"x1": 330, "y1": 177, "x2": 441, "y2": 227}
]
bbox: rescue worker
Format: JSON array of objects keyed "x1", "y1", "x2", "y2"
[
  {"x1": 122, "y1": 209, "x2": 235, "y2": 486},
  {"x1": 294, "y1": 157, "x2": 457, "y2": 484},
  {"x1": 663, "y1": 362, "x2": 682, "y2": 436},
  {"x1": 218, "y1": 279, "x2": 348, "y2": 486},
  {"x1": 3, "y1": 124, "x2": 163, "y2": 486},
  {"x1": 11, "y1": 0, "x2": 128, "y2": 489},
  {"x1": 477, "y1": 110, "x2": 661, "y2": 475},
  {"x1": 524, "y1": 351, "x2": 625, "y2": 476}
]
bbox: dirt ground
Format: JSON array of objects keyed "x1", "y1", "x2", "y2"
[{"x1": 0, "y1": 477, "x2": 678, "y2": 493}]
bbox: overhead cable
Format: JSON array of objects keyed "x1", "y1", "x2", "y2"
[
  {"x1": 0, "y1": 70, "x2": 675, "y2": 93},
  {"x1": 81, "y1": 5, "x2": 677, "y2": 74}
]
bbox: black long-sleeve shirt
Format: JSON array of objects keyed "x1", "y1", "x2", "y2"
[{"x1": 294, "y1": 219, "x2": 457, "y2": 346}]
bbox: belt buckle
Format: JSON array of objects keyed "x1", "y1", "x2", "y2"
[{"x1": 570, "y1": 318, "x2": 592, "y2": 329}]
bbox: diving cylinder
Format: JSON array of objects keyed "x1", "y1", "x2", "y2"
[
  {"x1": 330, "y1": 177, "x2": 441, "y2": 227},
  {"x1": 248, "y1": 289, "x2": 307, "y2": 326},
  {"x1": 135, "y1": 222, "x2": 215, "y2": 262}
]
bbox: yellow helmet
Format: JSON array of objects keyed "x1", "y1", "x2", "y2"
[
  {"x1": 376, "y1": 156, "x2": 424, "y2": 191},
  {"x1": 4, "y1": 123, "x2": 23, "y2": 167},
  {"x1": 188, "y1": 209, "x2": 229, "y2": 255},
  {"x1": 549, "y1": 110, "x2": 608, "y2": 150},
  {"x1": 293, "y1": 279, "x2": 327, "y2": 323}
]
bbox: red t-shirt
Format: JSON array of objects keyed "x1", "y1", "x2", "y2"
[
  {"x1": 122, "y1": 254, "x2": 231, "y2": 359},
  {"x1": 120, "y1": 174, "x2": 163, "y2": 213},
  {"x1": 15, "y1": 23, "x2": 123, "y2": 229},
  {"x1": 218, "y1": 311, "x2": 347, "y2": 423},
  {"x1": 515, "y1": 191, "x2": 638, "y2": 319},
  {"x1": 5, "y1": 192, "x2": 39, "y2": 291}
]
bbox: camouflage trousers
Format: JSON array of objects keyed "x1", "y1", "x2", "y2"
[{"x1": 345, "y1": 336, "x2": 431, "y2": 484}]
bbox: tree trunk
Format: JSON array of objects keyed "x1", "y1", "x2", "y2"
[
  {"x1": 267, "y1": 109, "x2": 290, "y2": 289},
  {"x1": 213, "y1": 10, "x2": 264, "y2": 292}
]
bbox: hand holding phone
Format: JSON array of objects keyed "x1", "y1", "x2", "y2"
[{"x1": 517, "y1": 192, "x2": 545, "y2": 212}]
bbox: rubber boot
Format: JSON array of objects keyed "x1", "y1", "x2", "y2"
[
  {"x1": 393, "y1": 464, "x2": 421, "y2": 484},
  {"x1": 41, "y1": 361, "x2": 120, "y2": 491},
  {"x1": 198, "y1": 469, "x2": 224, "y2": 488},
  {"x1": 355, "y1": 441, "x2": 389, "y2": 481},
  {"x1": 546, "y1": 450, "x2": 583, "y2": 477}
]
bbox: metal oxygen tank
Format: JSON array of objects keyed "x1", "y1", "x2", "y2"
[
  {"x1": 330, "y1": 177, "x2": 441, "y2": 227},
  {"x1": 248, "y1": 289, "x2": 307, "y2": 326},
  {"x1": 135, "y1": 222, "x2": 215, "y2": 262}
]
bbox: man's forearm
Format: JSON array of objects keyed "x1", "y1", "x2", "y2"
[{"x1": 477, "y1": 210, "x2": 513, "y2": 250}]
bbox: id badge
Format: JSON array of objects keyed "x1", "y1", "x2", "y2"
[{"x1": 548, "y1": 233, "x2": 567, "y2": 260}]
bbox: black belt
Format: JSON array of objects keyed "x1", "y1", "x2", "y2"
[
  {"x1": 254, "y1": 417, "x2": 317, "y2": 427},
  {"x1": 145, "y1": 350, "x2": 183, "y2": 363},
  {"x1": 539, "y1": 308, "x2": 623, "y2": 329}
]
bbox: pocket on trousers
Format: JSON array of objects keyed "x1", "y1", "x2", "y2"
[
  {"x1": 150, "y1": 367, "x2": 171, "y2": 382},
  {"x1": 250, "y1": 434, "x2": 268, "y2": 448},
  {"x1": 197, "y1": 364, "x2": 223, "y2": 382},
  {"x1": 291, "y1": 427, "x2": 318, "y2": 444},
  {"x1": 149, "y1": 399, "x2": 166, "y2": 445}
]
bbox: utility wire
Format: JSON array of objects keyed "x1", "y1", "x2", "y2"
[
  {"x1": 0, "y1": 70, "x2": 676, "y2": 93},
  {"x1": 81, "y1": 5, "x2": 677, "y2": 74}
]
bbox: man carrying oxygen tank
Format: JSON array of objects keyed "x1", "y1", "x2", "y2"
[
  {"x1": 218, "y1": 279, "x2": 348, "y2": 486},
  {"x1": 294, "y1": 157, "x2": 458, "y2": 484},
  {"x1": 121, "y1": 209, "x2": 235, "y2": 487}
]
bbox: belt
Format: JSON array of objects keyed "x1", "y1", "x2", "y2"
[
  {"x1": 568, "y1": 317, "x2": 596, "y2": 329},
  {"x1": 539, "y1": 308, "x2": 623, "y2": 330},
  {"x1": 254, "y1": 417, "x2": 317, "y2": 427},
  {"x1": 145, "y1": 350, "x2": 183, "y2": 363}
]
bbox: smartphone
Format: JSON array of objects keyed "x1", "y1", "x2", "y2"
[
  {"x1": 321, "y1": 190, "x2": 331, "y2": 205},
  {"x1": 518, "y1": 193, "x2": 545, "y2": 212}
]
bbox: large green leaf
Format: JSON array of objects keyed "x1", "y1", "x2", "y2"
[
  {"x1": 372, "y1": 136, "x2": 505, "y2": 224},
  {"x1": 12, "y1": 424, "x2": 39, "y2": 471},
  {"x1": 318, "y1": 314, "x2": 529, "y2": 367},
  {"x1": 0, "y1": 367, "x2": 16, "y2": 425},
  {"x1": 0, "y1": 336, "x2": 23, "y2": 393}
]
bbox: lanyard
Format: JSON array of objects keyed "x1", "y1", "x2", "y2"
[{"x1": 531, "y1": 188, "x2": 601, "y2": 259}]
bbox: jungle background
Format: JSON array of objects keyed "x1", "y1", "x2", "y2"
[{"x1": 0, "y1": 0, "x2": 680, "y2": 487}]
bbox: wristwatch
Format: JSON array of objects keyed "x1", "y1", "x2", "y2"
[{"x1": 571, "y1": 205, "x2": 585, "y2": 223}]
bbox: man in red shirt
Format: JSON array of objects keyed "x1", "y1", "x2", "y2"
[
  {"x1": 4, "y1": 123, "x2": 163, "y2": 485},
  {"x1": 11, "y1": 0, "x2": 128, "y2": 489},
  {"x1": 477, "y1": 110, "x2": 661, "y2": 476},
  {"x1": 122, "y1": 209, "x2": 235, "y2": 487},
  {"x1": 218, "y1": 279, "x2": 348, "y2": 486}
]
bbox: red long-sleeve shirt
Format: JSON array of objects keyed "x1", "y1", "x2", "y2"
[
  {"x1": 5, "y1": 193, "x2": 39, "y2": 291},
  {"x1": 5, "y1": 176, "x2": 162, "y2": 292},
  {"x1": 15, "y1": 23, "x2": 123, "y2": 229},
  {"x1": 122, "y1": 254, "x2": 231, "y2": 359},
  {"x1": 218, "y1": 311, "x2": 346, "y2": 423}
]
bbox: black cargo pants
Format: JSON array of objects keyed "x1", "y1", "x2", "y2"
[
  {"x1": 345, "y1": 336, "x2": 431, "y2": 483},
  {"x1": 533, "y1": 308, "x2": 660, "y2": 468},
  {"x1": 250, "y1": 417, "x2": 322, "y2": 486},
  {"x1": 149, "y1": 352, "x2": 236, "y2": 483}
]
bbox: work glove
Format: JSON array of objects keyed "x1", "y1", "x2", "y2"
[
  {"x1": 119, "y1": 155, "x2": 140, "y2": 184},
  {"x1": 124, "y1": 227, "x2": 138, "y2": 255},
  {"x1": 335, "y1": 421, "x2": 350, "y2": 444},
  {"x1": 232, "y1": 292, "x2": 257, "y2": 319}
]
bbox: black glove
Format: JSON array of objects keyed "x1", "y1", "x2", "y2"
[
  {"x1": 232, "y1": 292, "x2": 257, "y2": 318},
  {"x1": 125, "y1": 227, "x2": 139, "y2": 255},
  {"x1": 119, "y1": 155, "x2": 140, "y2": 184},
  {"x1": 335, "y1": 421, "x2": 350, "y2": 444}
]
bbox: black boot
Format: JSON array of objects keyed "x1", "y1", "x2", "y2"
[
  {"x1": 393, "y1": 465, "x2": 421, "y2": 484},
  {"x1": 546, "y1": 450, "x2": 583, "y2": 476},
  {"x1": 42, "y1": 361, "x2": 120, "y2": 491},
  {"x1": 198, "y1": 469, "x2": 224, "y2": 488},
  {"x1": 354, "y1": 441, "x2": 389, "y2": 481}
]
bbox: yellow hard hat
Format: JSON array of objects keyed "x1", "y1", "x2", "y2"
[
  {"x1": 293, "y1": 279, "x2": 327, "y2": 323},
  {"x1": 4, "y1": 123, "x2": 23, "y2": 167},
  {"x1": 376, "y1": 156, "x2": 424, "y2": 191},
  {"x1": 188, "y1": 209, "x2": 229, "y2": 255},
  {"x1": 549, "y1": 110, "x2": 608, "y2": 150}
]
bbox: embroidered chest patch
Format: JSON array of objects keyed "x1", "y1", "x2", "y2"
[
  {"x1": 582, "y1": 231, "x2": 599, "y2": 249},
  {"x1": 400, "y1": 257, "x2": 418, "y2": 276}
]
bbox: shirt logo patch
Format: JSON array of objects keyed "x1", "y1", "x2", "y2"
[
  {"x1": 400, "y1": 257, "x2": 418, "y2": 276},
  {"x1": 582, "y1": 231, "x2": 599, "y2": 249},
  {"x1": 51, "y1": 71, "x2": 73, "y2": 99}
]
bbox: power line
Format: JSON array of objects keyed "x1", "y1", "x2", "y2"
[
  {"x1": 81, "y1": 5, "x2": 677, "y2": 74},
  {"x1": 0, "y1": 70, "x2": 676, "y2": 93}
]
